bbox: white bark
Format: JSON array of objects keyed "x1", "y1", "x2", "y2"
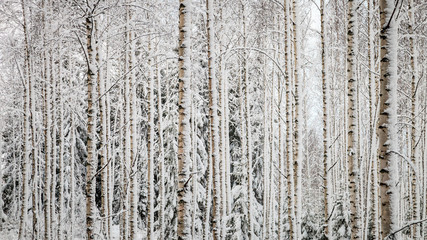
[
  {"x1": 57, "y1": 47, "x2": 64, "y2": 240},
  {"x1": 147, "y1": 36, "x2": 155, "y2": 240},
  {"x1": 85, "y1": 9, "x2": 98, "y2": 240},
  {"x1": 347, "y1": 0, "x2": 360, "y2": 238},
  {"x1": 242, "y1": 4, "x2": 254, "y2": 238},
  {"x1": 177, "y1": 0, "x2": 193, "y2": 238},
  {"x1": 378, "y1": 0, "x2": 399, "y2": 237},
  {"x1": 18, "y1": 0, "x2": 31, "y2": 237},
  {"x1": 128, "y1": 8, "x2": 138, "y2": 240},
  {"x1": 207, "y1": 0, "x2": 220, "y2": 239},
  {"x1": 156, "y1": 57, "x2": 165, "y2": 240},
  {"x1": 70, "y1": 113, "x2": 75, "y2": 240},
  {"x1": 291, "y1": 0, "x2": 302, "y2": 237}
]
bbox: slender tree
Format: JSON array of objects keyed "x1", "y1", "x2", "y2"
[
  {"x1": 57, "y1": 43, "x2": 65, "y2": 240},
  {"x1": 378, "y1": 0, "x2": 399, "y2": 237},
  {"x1": 95, "y1": 19, "x2": 108, "y2": 239},
  {"x1": 156, "y1": 56, "x2": 165, "y2": 239},
  {"x1": 128, "y1": 6, "x2": 138, "y2": 240},
  {"x1": 206, "y1": 0, "x2": 220, "y2": 239},
  {"x1": 42, "y1": 0, "x2": 52, "y2": 238},
  {"x1": 346, "y1": 0, "x2": 359, "y2": 238},
  {"x1": 320, "y1": 0, "x2": 330, "y2": 237},
  {"x1": 18, "y1": 0, "x2": 31, "y2": 237},
  {"x1": 84, "y1": 4, "x2": 98, "y2": 239},
  {"x1": 408, "y1": 0, "x2": 420, "y2": 238},
  {"x1": 367, "y1": 0, "x2": 379, "y2": 238},
  {"x1": 147, "y1": 35, "x2": 155, "y2": 240},
  {"x1": 291, "y1": 0, "x2": 302, "y2": 236},
  {"x1": 285, "y1": 0, "x2": 295, "y2": 237},
  {"x1": 177, "y1": 0, "x2": 193, "y2": 238},
  {"x1": 242, "y1": 2, "x2": 254, "y2": 238}
]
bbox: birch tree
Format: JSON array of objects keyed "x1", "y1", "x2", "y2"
[
  {"x1": 292, "y1": 0, "x2": 302, "y2": 237},
  {"x1": 0, "y1": 1, "x2": 426, "y2": 240},
  {"x1": 84, "y1": 3, "x2": 98, "y2": 239},
  {"x1": 320, "y1": 0, "x2": 330, "y2": 237},
  {"x1": 18, "y1": 0, "x2": 31, "y2": 237},
  {"x1": 284, "y1": 0, "x2": 296, "y2": 238},
  {"x1": 177, "y1": 0, "x2": 193, "y2": 238},
  {"x1": 346, "y1": 0, "x2": 360, "y2": 238},
  {"x1": 206, "y1": 0, "x2": 221, "y2": 239},
  {"x1": 408, "y1": 0, "x2": 420, "y2": 238},
  {"x1": 128, "y1": 7, "x2": 138, "y2": 240},
  {"x1": 378, "y1": 0, "x2": 399, "y2": 237}
]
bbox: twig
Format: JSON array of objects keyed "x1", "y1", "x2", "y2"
[{"x1": 387, "y1": 218, "x2": 427, "y2": 239}]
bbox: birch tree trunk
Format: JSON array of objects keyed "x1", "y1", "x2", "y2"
[
  {"x1": 156, "y1": 56, "x2": 165, "y2": 240},
  {"x1": 268, "y1": 61, "x2": 276, "y2": 239},
  {"x1": 147, "y1": 35, "x2": 155, "y2": 240},
  {"x1": 70, "y1": 113, "x2": 76, "y2": 240},
  {"x1": 121, "y1": 6, "x2": 131, "y2": 238},
  {"x1": 18, "y1": 35, "x2": 30, "y2": 240},
  {"x1": 346, "y1": 0, "x2": 360, "y2": 238},
  {"x1": 284, "y1": 0, "x2": 295, "y2": 237},
  {"x1": 408, "y1": 0, "x2": 420, "y2": 238},
  {"x1": 263, "y1": 58, "x2": 270, "y2": 240},
  {"x1": 238, "y1": 59, "x2": 247, "y2": 239},
  {"x1": 57, "y1": 47, "x2": 64, "y2": 240},
  {"x1": 95, "y1": 18, "x2": 108, "y2": 239},
  {"x1": 191, "y1": 82, "x2": 198, "y2": 239},
  {"x1": 50, "y1": 47, "x2": 57, "y2": 240},
  {"x1": 291, "y1": 0, "x2": 301, "y2": 236},
  {"x1": 85, "y1": 10, "x2": 98, "y2": 240},
  {"x1": 43, "y1": 42, "x2": 52, "y2": 240},
  {"x1": 18, "y1": 0, "x2": 31, "y2": 237},
  {"x1": 177, "y1": 0, "x2": 193, "y2": 238},
  {"x1": 207, "y1": 0, "x2": 220, "y2": 239},
  {"x1": 367, "y1": 0, "x2": 379, "y2": 237},
  {"x1": 128, "y1": 8, "x2": 138, "y2": 240},
  {"x1": 105, "y1": 39, "x2": 113, "y2": 239},
  {"x1": 378, "y1": 0, "x2": 399, "y2": 237},
  {"x1": 29, "y1": 43, "x2": 38, "y2": 240},
  {"x1": 42, "y1": 0, "x2": 52, "y2": 238},
  {"x1": 277, "y1": 23, "x2": 284, "y2": 240},
  {"x1": 242, "y1": 3, "x2": 254, "y2": 238},
  {"x1": 218, "y1": 11, "x2": 227, "y2": 237},
  {"x1": 320, "y1": 0, "x2": 330, "y2": 237},
  {"x1": 218, "y1": 5, "x2": 232, "y2": 222}
]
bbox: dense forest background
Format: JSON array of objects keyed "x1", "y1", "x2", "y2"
[{"x1": 0, "y1": 0, "x2": 426, "y2": 239}]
